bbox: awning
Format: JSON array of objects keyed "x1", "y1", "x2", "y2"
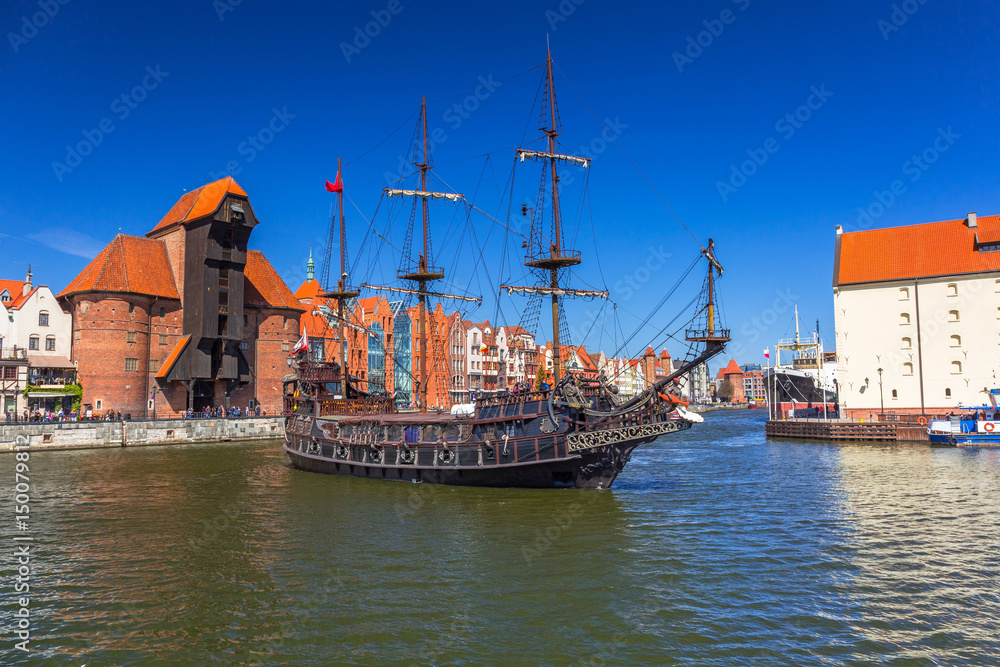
[
  {"x1": 27, "y1": 355, "x2": 75, "y2": 369},
  {"x1": 27, "y1": 392, "x2": 74, "y2": 398}
]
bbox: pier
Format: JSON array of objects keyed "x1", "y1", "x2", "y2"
[{"x1": 765, "y1": 417, "x2": 929, "y2": 442}]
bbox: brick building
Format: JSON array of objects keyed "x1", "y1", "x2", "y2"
[
  {"x1": 716, "y1": 358, "x2": 746, "y2": 403},
  {"x1": 59, "y1": 177, "x2": 301, "y2": 417}
]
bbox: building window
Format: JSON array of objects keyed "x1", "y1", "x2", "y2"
[
  {"x1": 45, "y1": 336, "x2": 55, "y2": 351},
  {"x1": 148, "y1": 359, "x2": 159, "y2": 372},
  {"x1": 948, "y1": 310, "x2": 959, "y2": 322},
  {"x1": 891, "y1": 389, "x2": 898, "y2": 399},
  {"x1": 125, "y1": 358, "x2": 138, "y2": 372},
  {"x1": 160, "y1": 306, "x2": 165, "y2": 318},
  {"x1": 903, "y1": 363, "x2": 913, "y2": 376},
  {"x1": 950, "y1": 334, "x2": 961, "y2": 347},
  {"x1": 951, "y1": 361, "x2": 962, "y2": 375},
  {"x1": 75, "y1": 330, "x2": 81, "y2": 340},
  {"x1": 945, "y1": 388, "x2": 952, "y2": 398},
  {"x1": 241, "y1": 342, "x2": 249, "y2": 351},
  {"x1": 29, "y1": 336, "x2": 39, "y2": 350},
  {"x1": 127, "y1": 331, "x2": 137, "y2": 343},
  {"x1": 95, "y1": 399, "x2": 103, "y2": 410},
  {"x1": 128, "y1": 303, "x2": 135, "y2": 314},
  {"x1": 282, "y1": 341, "x2": 289, "y2": 352},
  {"x1": 159, "y1": 334, "x2": 168, "y2": 345},
  {"x1": 947, "y1": 283, "x2": 958, "y2": 296},
  {"x1": 901, "y1": 337, "x2": 912, "y2": 349},
  {"x1": 38, "y1": 311, "x2": 49, "y2": 326},
  {"x1": 900, "y1": 313, "x2": 910, "y2": 325},
  {"x1": 899, "y1": 287, "x2": 909, "y2": 300}
]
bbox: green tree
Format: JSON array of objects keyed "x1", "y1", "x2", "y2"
[{"x1": 534, "y1": 364, "x2": 545, "y2": 391}]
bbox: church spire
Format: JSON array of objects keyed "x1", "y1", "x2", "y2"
[{"x1": 306, "y1": 248, "x2": 314, "y2": 282}]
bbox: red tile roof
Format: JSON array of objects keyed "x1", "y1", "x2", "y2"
[
  {"x1": 147, "y1": 177, "x2": 248, "y2": 237},
  {"x1": 717, "y1": 358, "x2": 743, "y2": 379},
  {"x1": 0, "y1": 281, "x2": 37, "y2": 309},
  {"x1": 156, "y1": 335, "x2": 191, "y2": 379},
  {"x1": 294, "y1": 279, "x2": 323, "y2": 301},
  {"x1": 58, "y1": 235, "x2": 180, "y2": 300},
  {"x1": 244, "y1": 250, "x2": 303, "y2": 311},
  {"x1": 835, "y1": 215, "x2": 1000, "y2": 286}
]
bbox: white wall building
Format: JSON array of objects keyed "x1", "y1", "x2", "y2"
[{"x1": 833, "y1": 213, "x2": 1000, "y2": 417}]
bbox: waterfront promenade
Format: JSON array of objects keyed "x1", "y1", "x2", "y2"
[{"x1": 0, "y1": 416, "x2": 283, "y2": 452}]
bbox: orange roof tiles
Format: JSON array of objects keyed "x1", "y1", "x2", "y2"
[
  {"x1": 147, "y1": 177, "x2": 248, "y2": 237},
  {"x1": 294, "y1": 279, "x2": 323, "y2": 301},
  {"x1": 244, "y1": 251, "x2": 303, "y2": 311},
  {"x1": 58, "y1": 235, "x2": 180, "y2": 300},
  {"x1": 835, "y1": 215, "x2": 1000, "y2": 286},
  {"x1": 717, "y1": 358, "x2": 743, "y2": 379},
  {"x1": 156, "y1": 335, "x2": 191, "y2": 379},
  {"x1": 0, "y1": 281, "x2": 36, "y2": 309}
]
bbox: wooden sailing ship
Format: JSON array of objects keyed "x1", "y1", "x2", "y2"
[{"x1": 282, "y1": 50, "x2": 730, "y2": 488}]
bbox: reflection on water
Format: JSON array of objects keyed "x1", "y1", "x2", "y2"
[{"x1": 3, "y1": 411, "x2": 999, "y2": 665}]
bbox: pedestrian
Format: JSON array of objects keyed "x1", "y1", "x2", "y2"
[{"x1": 4, "y1": 411, "x2": 10, "y2": 424}]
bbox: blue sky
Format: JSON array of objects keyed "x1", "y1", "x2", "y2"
[{"x1": 3, "y1": 0, "x2": 999, "y2": 371}]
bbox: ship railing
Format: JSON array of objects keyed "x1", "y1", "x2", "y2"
[
  {"x1": 298, "y1": 362, "x2": 341, "y2": 383},
  {"x1": 317, "y1": 396, "x2": 396, "y2": 417},
  {"x1": 474, "y1": 390, "x2": 550, "y2": 408}
]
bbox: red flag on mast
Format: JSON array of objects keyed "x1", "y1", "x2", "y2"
[{"x1": 325, "y1": 170, "x2": 343, "y2": 193}]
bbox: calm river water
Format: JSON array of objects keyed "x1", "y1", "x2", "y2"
[{"x1": 3, "y1": 409, "x2": 1000, "y2": 665}]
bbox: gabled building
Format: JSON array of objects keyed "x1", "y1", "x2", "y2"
[
  {"x1": 59, "y1": 177, "x2": 302, "y2": 417},
  {"x1": 1, "y1": 267, "x2": 77, "y2": 414},
  {"x1": 833, "y1": 212, "x2": 1000, "y2": 417},
  {"x1": 716, "y1": 358, "x2": 746, "y2": 403}
]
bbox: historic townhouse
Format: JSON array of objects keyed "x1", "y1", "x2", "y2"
[{"x1": 834, "y1": 212, "x2": 1000, "y2": 417}]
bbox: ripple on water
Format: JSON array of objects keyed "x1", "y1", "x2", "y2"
[{"x1": 3, "y1": 413, "x2": 1000, "y2": 665}]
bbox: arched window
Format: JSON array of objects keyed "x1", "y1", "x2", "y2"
[
  {"x1": 945, "y1": 388, "x2": 952, "y2": 398},
  {"x1": 38, "y1": 311, "x2": 49, "y2": 326},
  {"x1": 951, "y1": 361, "x2": 963, "y2": 375},
  {"x1": 891, "y1": 389, "x2": 898, "y2": 399},
  {"x1": 900, "y1": 313, "x2": 910, "y2": 325},
  {"x1": 29, "y1": 335, "x2": 39, "y2": 350},
  {"x1": 45, "y1": 336, "x2": 55, "y2": 351},
  {"x1": 950, "y1": 334, "x2": 961, "y2": 347}
]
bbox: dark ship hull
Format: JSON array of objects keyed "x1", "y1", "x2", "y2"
[{"x1": 283, "y1": 391, "x2": 693, "y2": 489}]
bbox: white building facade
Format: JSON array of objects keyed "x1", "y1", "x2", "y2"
[{"x1": 833, "y1": 213, "x2": 1000, "y2": 417}]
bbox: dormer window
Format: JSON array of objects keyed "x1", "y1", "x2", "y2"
[{"x1": 0, "y1": 290, "x2": 9, "y2": 303}]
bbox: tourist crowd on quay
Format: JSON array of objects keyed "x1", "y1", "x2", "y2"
[{"x1": 4, "y1": 405, "x2": 267, "y2": 424}]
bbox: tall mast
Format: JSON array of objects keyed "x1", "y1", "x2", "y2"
[
  {"x1": 545, "y1": 49, "x2": 564, "y2": 384},
  {"x1": 320, "y1": 158, "x2": 359, "y2": 392},
  {"x1": 337, "y1": 156, "x2": 348, "y2": 380},
  {"x1": 419, "y1": 97, "x2": 430, "y2": 410},
  {"x1": 501, "y1": 47, "x2": 602, "y2": 385}
]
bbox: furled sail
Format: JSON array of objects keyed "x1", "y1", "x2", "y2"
[
  {"x1": 384, "y1": 188, "x2": 464, "y2": 201},
  {"x1": 516, "y1": 149, "x2": 590, "y2": 168}
]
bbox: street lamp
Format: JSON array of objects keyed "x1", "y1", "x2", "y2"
[{"x1": 877, "y1": 367, "x2": 884, "y2": 420}]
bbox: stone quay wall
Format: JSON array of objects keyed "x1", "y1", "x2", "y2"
[{"x1": 0, "y1": 416, "x2": 284, "y2": 452}]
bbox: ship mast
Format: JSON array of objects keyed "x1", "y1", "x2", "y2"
[
  {"x1": 362, "y1": 97, "x2": 479, "y2": 411},
  {"x1": 320, "y1": 157, "x2": 359, "y2": 391},
  {"x1": 501, "y1": 48, "x2": 604, "y2": 385}
]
